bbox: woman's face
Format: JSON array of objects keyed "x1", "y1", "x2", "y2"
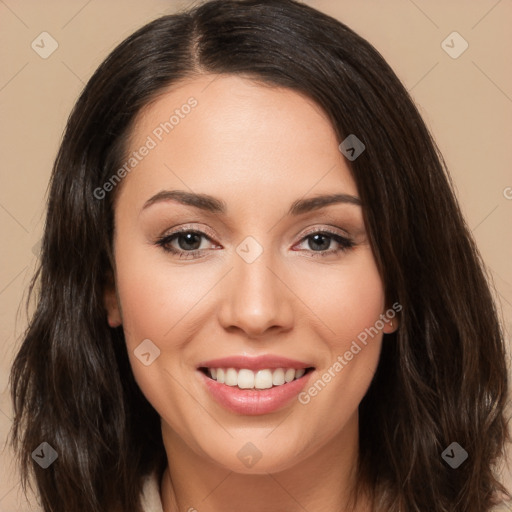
[{"x1": 106, "y1": 74, "x2": 396, "y2": 474}]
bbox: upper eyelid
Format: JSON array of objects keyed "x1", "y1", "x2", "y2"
[
  {"x1": 160, "y1": 225, "x2": 352, "y2": 247},
  {"x1": 298, "y1": 225, "x2": 351, "y2": 238},
  {"x1": 160, "y1": 224, "x2": 218, "y2": 241}
]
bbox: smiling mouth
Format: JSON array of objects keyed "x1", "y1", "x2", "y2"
[{"x1": 199, "y1": 366, "x2": 315, "y2": 390}]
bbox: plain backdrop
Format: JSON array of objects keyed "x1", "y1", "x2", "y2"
[{"x1": 0, "y1": 0, "x2": 511, "y2": 509}]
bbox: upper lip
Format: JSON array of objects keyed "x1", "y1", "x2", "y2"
[{"x1": 197, "y1": 355, "x2": 314, "y2": 371}]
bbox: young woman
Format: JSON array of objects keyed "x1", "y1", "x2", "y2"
[{"x1": 10, "y1": 1, "x2": 511, "y2": 511}]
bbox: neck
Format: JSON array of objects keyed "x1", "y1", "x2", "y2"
[{"x1": 160, "y1": 414, "x2": 371, "y2": 512}]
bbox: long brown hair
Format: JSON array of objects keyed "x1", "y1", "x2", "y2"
[{"x1": 10, "y1": 1, "x2": 511, "y2": 510}]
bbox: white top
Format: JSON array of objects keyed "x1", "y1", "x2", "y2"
[
  {"x1": 140, "y1": 472, "x2": 164, "y2": 512},
  {"x1": 140, "y1": 471, "x2": 511, "y2": 511}
]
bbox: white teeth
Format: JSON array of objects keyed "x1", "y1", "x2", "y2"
[
  {"x1": 284, "y1": 368, "x2": 296, "y2": 383},
  {"x1": 206, "y1": 367, "x2": 309, "y2": 389},
  {"x1": 225, "y1": 368, "x2": 238, "y2": 386},
  {"x1": 295, "y1": 368, "x2": 305, "y2": 378},
  {"x1": 254, "y1": 369, "x2": 273, "y2": 389},
  {"x1": 272, "y1": 368, "x2": 285, "y2": 385},
  {"x1": 237, "y1": 369, "x2": 254, "y2": 389}
]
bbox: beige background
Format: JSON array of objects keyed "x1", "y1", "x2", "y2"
[{"x1": 1, "y1": 0, "x2": 511, "y2": 510}]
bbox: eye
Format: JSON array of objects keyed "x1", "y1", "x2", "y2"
[
  {"x1": 155, "y1": 227, "x2": 355, "y2": 260},
  {"x1": 155, "y1": 229, "x2": 220, "y2": 259},
  {"x1": 293, "y1": 230, "x2": 354, "y2": 258}
]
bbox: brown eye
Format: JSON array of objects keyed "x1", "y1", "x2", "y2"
[
  {"x1": 294, "y1": 230, "x2": 355, "y2": 258},
  {"x1": 155, "y1": 229, "x2": 219, "y2": 259},
  {"x1": 174, "y1": 232, "x2": 203, "y2": 251}
]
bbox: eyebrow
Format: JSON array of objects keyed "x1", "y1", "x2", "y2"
[{"x1": 141, "y1": 189, "x2": 361, "y2": 215}]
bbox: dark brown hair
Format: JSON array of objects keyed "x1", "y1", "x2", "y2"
[{"x1": 10, "y1": 1, "x2": 511, "y2": 511}]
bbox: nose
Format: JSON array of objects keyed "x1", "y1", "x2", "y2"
[{"x1": 217, "y1": 245, "x2": 294, "y2": 338}]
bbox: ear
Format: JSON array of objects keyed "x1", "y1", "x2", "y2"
[
  {"x1": 382, "y1": 318, "x2": 399, "y2": 334},
  {"x1": 382, "y1": 303, "x2": 401, "y2": 334},
  {"x1": 104, "y1": 270, "x2": 122, "y2": 328}
]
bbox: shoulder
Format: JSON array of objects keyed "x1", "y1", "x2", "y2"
[{"x1": 140, "y1": 471, "x2": 164, "y2": 512}]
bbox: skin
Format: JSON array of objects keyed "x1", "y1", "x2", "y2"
[{"x1": 105, "y1": 74, "x2": 398, "y2": 512}]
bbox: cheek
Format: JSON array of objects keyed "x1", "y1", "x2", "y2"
[
  {"x1": 324, "y1": 247, "x2": 386, "y2": 378},
  {"x1": 112, "y1": 238, "x2": 228, "y2": 412},
  {"x1": 292, "y1": 247, "x2": 385, "y2": 429},
  {"x1": 114, "y1": 242, "x2": 216, "y2": 349},
  {"x1": 293, "y1": 245, "x2": 386, "y2": 347},
  {"x1": 116, "y1": 239, "x2": 385, "y2": 373},
  {"x1": 113, "y1": 245, "x2": 212, "y2": 432}
]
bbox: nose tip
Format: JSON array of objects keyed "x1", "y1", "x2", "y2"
[{"x1": 217, "y1": 249, "x2": 294, "y2": 338}]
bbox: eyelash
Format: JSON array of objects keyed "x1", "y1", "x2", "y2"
[{"x1": 155, "y1": 227, "x2": 355, "y2": 260}]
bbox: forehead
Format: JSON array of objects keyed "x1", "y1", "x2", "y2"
[{"x1": 118, "y1": 74, "x2": 358, "y2": 210}]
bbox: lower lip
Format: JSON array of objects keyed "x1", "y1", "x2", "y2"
[{"x1": 199, "y1": 370, "x2": 313, "y2": 415}]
